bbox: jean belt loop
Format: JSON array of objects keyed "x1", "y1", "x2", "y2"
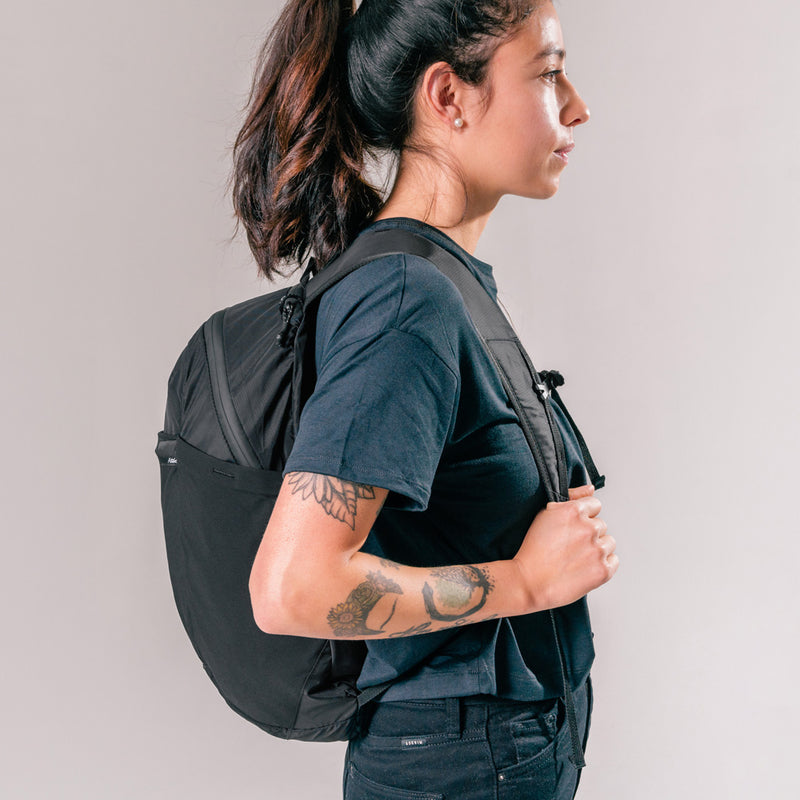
[{"x1": 445, "y1": 697, "x2": 461, "y2": 739}]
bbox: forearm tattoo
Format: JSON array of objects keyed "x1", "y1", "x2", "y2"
[
  {"x1": 327, "y1": 565, "x2": 495, "y2": 637},
  {"x1": 286, "y1": 472, "x2": 376, "y2": 530},
  {"x1": 388, "y1": 622, "x2": 432, "y2": 638},
  {"x1": 327, "y1": 571, "x2": 403, "y2": 636},
  {"x1": 422, "y1": 566, "x2": 494, "y2": 622}
]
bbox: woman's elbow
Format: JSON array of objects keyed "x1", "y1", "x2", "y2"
[
  {"x1": 249, "y1": 565, "x2": 305, "y2": 635},
  {"x1": 250, "y1": 593, "x2": 286, "y2": 636}
]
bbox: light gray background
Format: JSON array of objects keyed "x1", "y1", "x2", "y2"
[{"x1": 2, "y1": 1, "x2": 798, "y2": 797}]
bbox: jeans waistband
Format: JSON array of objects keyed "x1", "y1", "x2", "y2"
[{"x1": 364, "y1": 678, "x2": 589, "y2": 740}]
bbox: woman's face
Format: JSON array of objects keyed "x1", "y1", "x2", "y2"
[{"x1": 460, "y1": 2, "x2": 590, "y2": 205}]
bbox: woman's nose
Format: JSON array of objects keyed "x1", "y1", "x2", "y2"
[{"x1": 562, "y1": 81, "x2": 590, "y2": 127}]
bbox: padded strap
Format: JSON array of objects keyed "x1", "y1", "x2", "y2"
[
  {"x1": 321, "y1": 229, "x2": 593, "y2": 766},
  {"x1": 319, "y1": 229, "x2": 571, "y2": 499}
]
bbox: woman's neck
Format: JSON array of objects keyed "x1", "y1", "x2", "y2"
[{"x1": 372, "y1": 155, "x2": 497, "y2": 255}]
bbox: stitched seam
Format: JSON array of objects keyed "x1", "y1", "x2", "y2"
[
  {"x1": 391, "y1": 254, "x2": 408, "y2": 328},
  {"x1": 283, "y1": 455, "x2": 430, "y2": 496},
  {"x1": 320, "y1": 326, "x2": 459, "y2": 385},
  {"x1": 317, "y1": 256, "x2": 405, "y2": 364}
]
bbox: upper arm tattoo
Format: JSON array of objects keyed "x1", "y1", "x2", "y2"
[{"x1": 286, "y1": 472, "x2": 376, "y2": 530}]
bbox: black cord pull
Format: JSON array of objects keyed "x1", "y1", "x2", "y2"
[
  {"x1": 539, "y1": 369, "x2": 565, "y2": 390},
  {"x1": 276, "y1": 283, "x2": 306, "y2": 348}
]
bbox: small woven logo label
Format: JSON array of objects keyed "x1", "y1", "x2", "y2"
[{"x1": 401, "y1": 737, "x2": 427, "y2": 748}]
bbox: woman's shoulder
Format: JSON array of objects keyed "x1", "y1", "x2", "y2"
[{"x1": 315, "y1": 250, "x2": 469, "y2": 349}]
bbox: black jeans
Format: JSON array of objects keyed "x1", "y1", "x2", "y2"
[{"x1": 344, "y1": 676, "x2": 593, "y2": 799}]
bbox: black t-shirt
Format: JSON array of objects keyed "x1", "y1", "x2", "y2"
[{"x1": 283, "y1": 217, "x2": 595, "y2": 701}]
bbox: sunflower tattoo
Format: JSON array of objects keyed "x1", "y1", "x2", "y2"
[
  {"x1": 327, "y1": 571, "x2": 403, "y2": 637},
  {"x1": 287, "y1": 472, "x2": 376, "y2": 529}
]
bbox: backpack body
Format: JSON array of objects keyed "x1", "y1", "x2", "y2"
[
  {"x1": 156, "y1": 229, "x2": 604, "y2": 747},
  {"x1": 157, "y1": 281, "x2": 372, "y2": 741}
]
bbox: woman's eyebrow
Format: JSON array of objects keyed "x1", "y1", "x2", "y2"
[{"x1": 532, "y1": 46, "x2": 566, "y2": 62}]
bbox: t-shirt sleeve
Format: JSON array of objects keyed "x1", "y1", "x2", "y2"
[{"x1": 283, "y1": 325, "x2": 459, "y2": 512}]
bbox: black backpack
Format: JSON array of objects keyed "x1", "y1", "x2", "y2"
[{"x1": 156, "y1": 228, "x2": 604, "y2": 754}]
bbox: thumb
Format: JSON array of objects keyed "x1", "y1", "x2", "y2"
[{"x1": 568, "y1": 484, "x2": 595, "y2": 501}]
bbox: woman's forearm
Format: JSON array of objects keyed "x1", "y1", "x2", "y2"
[
  {"x1": 251, "y1": 550, "x2": 535, "y2": 639},
  {"x1": 249, "y1": 472, "x2": 616, "y2": 639}
]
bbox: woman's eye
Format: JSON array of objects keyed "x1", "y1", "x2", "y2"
[{"x1": 542, "y1": 70, "x2": 562, "y2": 83}]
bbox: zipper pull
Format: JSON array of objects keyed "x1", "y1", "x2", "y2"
[{"x1": 532, "y1": 378, "x2": 550, "y2": 399}]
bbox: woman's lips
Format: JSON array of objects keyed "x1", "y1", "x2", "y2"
[{"x1": 554, "y1": 144, "x2": 575, "y2": 163}]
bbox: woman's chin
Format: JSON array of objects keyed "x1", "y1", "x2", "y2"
[{"x1": 516, "y1": 180, "x2": 560, "y2": 201}]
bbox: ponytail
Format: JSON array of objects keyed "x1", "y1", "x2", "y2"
[
  {"x1": 231, "y1": 0, "x2": 381, "y2": 280},
  {"x1": 232, "y1": 0, "x2": 537, "y2": 280}
]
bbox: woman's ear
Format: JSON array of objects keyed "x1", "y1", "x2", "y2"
[{"x1": 415, "y1": 61, "x2": 470, "y2": 133}]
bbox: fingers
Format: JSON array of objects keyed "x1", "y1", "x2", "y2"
[
  {"x1": 547, "y1": 491, "x2": 601, "y2": 519},
  {"x1": 598, "y1": 532, "x2": 616, "y2": 558},
  {"x1": 598, "y1": 534, "x2": 619, "y2": 581},
  {"x1": 566, "y1": 486, "x2": 601, "y2": 519},
  {"x1": 604, "y1": 552, "x2": 620, "y2": 579},
  {"x1": 576, "y1": 495, "x2": 602, "y2": 519},
  {"x1": 592, "y1": 517, "x2": 608, "y2": 540},
  {"x1": 568, "y1": 484, "x2": 595, "y2": 501}
]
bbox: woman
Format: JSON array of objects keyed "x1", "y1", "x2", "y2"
[{"x1": 235, "y1": 0, "x2": 619, "y2": 797}]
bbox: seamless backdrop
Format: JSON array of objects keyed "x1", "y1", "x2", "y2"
[{"x1": 2, "y1": 1, "x2": 798, "y2": 798}]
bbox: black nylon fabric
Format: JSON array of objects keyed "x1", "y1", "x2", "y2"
[
  {"x1": 157, "y1": 433, "x2": 368, "y2": 740},
  {"x1": 161, "y1": 279, "x2": 380, "y2": 740},
  {"x1": 163, "y1": 329, "x2": 233, "y2": 463},
  {"x1": 216, "y1": 292, "x2": 297, "y2": 470}
]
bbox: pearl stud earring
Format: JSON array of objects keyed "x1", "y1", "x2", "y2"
[{"x1": 454, "y1": 117, "x2": 464, "y2": 128}]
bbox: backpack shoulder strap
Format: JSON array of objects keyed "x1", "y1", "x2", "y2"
[
  {"x1": 425, "y1": 240, "x2": 604, "y2": 491},
  {"x1": 316, "y1": 229, "x2": 600, "y2": 767},
  {"x1": 317, "y1": 228, "x2": 568, "y2": 500},
  {"x1": 305, "y1": 227, "x2": 605, "y2": 496},
  {"x1": 303, "y1": 229, "x2": 439, "y2": 303}
]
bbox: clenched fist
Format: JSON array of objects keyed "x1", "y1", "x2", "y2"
[{"x1": 513, "y1": 484, "x2": 619, "y2": 612}]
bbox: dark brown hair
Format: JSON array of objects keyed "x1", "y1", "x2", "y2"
[{"x1": 231, "y1": 0, "x2": 536, "y2": 280}]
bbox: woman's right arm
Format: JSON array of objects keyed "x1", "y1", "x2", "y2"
[{"x1": 249, "y1": 472, "x2": 618, "y2": 639}]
